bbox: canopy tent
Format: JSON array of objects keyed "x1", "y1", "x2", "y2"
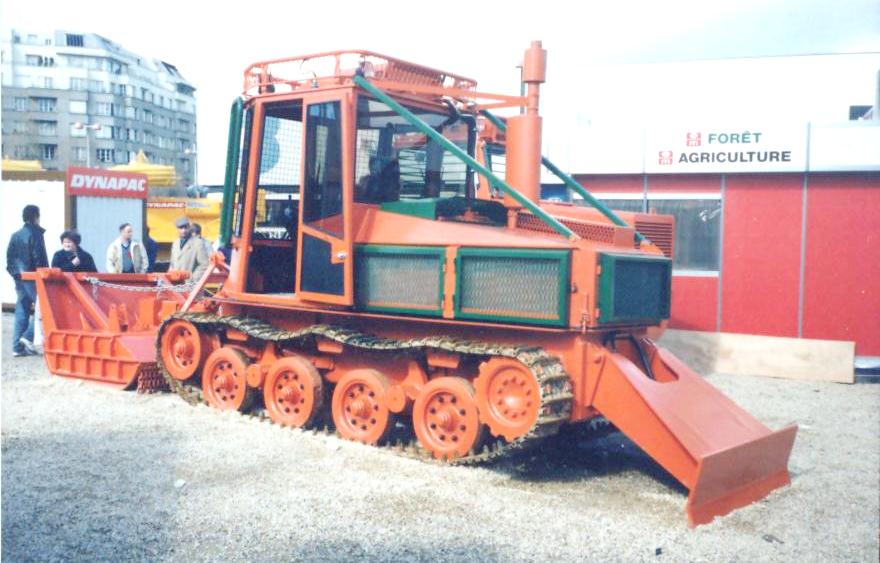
[
  {"x1": 110, "y1": 150, "x2": 177, "y2": 187},
  {"x1": 2, "y1": 158, "x2": 44, "y2": 171}
]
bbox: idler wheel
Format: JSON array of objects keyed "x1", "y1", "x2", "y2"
[
  {"x1": 413, "y1": 377, "x2": 485, "y2": 460},
  {"x1": 263, "y1": 356, "x2": 324, "y2": 428},
  {"x1": 160, "y1": 319, "x2": 209, "y2": 381},
  {"x1": 331, "y1": 369, "x2": 392, "y2": 445},
  {"x1": 474, "y1": 358, "x2": 541, "y2": 441},
  {"x1": 202, "y1": 347, "x2": 254, "y2": 412}
]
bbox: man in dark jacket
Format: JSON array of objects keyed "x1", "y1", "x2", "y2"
[{"x1": 6, "y1": 204, "x2": 48, "y2": 356}]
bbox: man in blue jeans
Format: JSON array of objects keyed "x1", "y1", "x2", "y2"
[{"x1": 6, "y1": 204, "x2": 48, "y2": 357}]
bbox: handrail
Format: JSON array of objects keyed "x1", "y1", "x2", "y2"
[
  {"x1": 219, "y1": 97, "x2": 243, "y2": 246},
  {"x1": 480, "y1": 110, "x2": 646, "y2": 243},
  {"x1": 353, "y1": 75, "x2": 578, "y2": 241}
]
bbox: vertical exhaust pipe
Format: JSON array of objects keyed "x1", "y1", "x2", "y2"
[{"x1": 504, "y1": 41, "x2": 546, "y2": 206}]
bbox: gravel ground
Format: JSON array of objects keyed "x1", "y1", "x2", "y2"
[{"x1": 2, "y1": 312, "x2": 878, "y2": 562}]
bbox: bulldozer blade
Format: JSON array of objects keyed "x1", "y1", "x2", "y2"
[
  {"x1": 589, "y1": 344, "x2": 798, "y2": 526},
  {"x1": 687, "y1": 424, "x2": 797, "y2": 526}
]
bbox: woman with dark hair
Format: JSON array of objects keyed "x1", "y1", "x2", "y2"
[{"x1": 51, "y1": 230, "x2": 97, "y2": 272}]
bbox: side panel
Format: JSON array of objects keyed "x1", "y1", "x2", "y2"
[
  {"x1": 803, "y1": 172, "x2": 880, "y2": 355},
  {"x1": 721, "y1": 174, "x2": 803, "y2": 337},
  {"x1": 454, "y1": 248, "x2": 570, "y2": 327},
  {"x1": 354, "y1": 245, "x2": 445, "y2": 316}
]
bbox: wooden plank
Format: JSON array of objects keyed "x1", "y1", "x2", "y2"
[{"x1": 658, "y1": 329, "x2": 855, "y2": 384}]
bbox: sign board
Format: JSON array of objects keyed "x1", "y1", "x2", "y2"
[
  {"x1": 644, "y1": 126, "x2": 808, "y2": 173},
  {"x1": 809, "y1": 122, "x2": 880, "y2": 172},
  {"x1": 66, "y1": 167, "x2": 148, "y2": 199}
]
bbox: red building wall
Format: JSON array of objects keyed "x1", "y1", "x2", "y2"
[
  {"x1": 802, "y1": 173, "x2": 880, "y2": 355},
  {"x1": 721, "y1": 174, "x2": 804, "y2": 337},
  {"x1": 578, "y1": 171, "x2": 880, "y2": 354},
  {"x1": 670, "y1": 276, "x2": 717, "y2": 331}
]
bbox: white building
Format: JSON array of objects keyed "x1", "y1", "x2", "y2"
[{"x1": 1, "y1": 29, "x2": 197, "y2": 185}]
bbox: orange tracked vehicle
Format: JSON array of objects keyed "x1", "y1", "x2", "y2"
[{"x1": 27, "y1": 42, "x2": 796, "y2": 526}]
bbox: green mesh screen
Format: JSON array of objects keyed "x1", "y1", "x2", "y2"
[
  {"x1": 355, "y1": 246, "x2": 444, "y2": 315},
  {"x1": 597, "y1": 253, "x2": 671, "y2": 325},
  {"x1": 456, "y1": 249, "x2": 569, "y2": 326}
]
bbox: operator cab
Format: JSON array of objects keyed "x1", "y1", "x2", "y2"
[{"x1": 225, "y1": 56, "x2": 482, "y2": 305}]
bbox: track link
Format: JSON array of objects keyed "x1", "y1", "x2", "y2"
[{"x1": 156, "y1": 312, "x2": 576, "y2": 465}]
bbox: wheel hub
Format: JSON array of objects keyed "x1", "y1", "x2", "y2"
[{"x1": 475, "y1": 358, "x2": 542, "y2": 442}]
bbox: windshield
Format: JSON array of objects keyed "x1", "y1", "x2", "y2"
[{"x1": 355, "y1": 96, "x2": 472, "y2": 203}]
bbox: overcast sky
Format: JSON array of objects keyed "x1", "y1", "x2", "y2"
[{"x1": 2, "y1": 0, "x2": 878, "y2": 181}]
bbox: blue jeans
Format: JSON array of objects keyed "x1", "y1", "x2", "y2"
[{"x1": 12, "y1": 279, "x2": 36, "y2": 353}]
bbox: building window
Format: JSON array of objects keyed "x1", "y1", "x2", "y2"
[
  {"x1": 66, "y1": 34, "x2": 84, "y2": 47},
  {"x1": 96, "y1": 148, "x2": 114, "y2": 163},
  {"x1": 111, "y1": 103, "x2": 123, "y2": 116},
  {"x1": 40, "y1": 144, "x2": 57, "y2": 160},
  {"x1": 143, "y1": 110, "x2": 153, "y2": 124},
  {"x1": 35, "y1": 120, "x2": 57, "y2": 136},
  {"x1": 14, "y1": 97, "x2": 28, "y2": 111},
  {"x1": 648, "y1": 197, "x2": 721, "y2": 273},
  {"x1": 111, "y1": 126, "x2": 124, "y2": 140},
  {"x1": 42, "y1": 77, "x2": 53, "y2": 88},
  {"x1": 111, "y1": 83, "x2": 125, "y2": 96},
  {"x1": 33, "y1": 97, "x2": 56, "y2": 112},
  {"x1": 94, "y1": 126, "x2": 111, "y2": 139},
  {"x1": 125, "y1": 106, "x2": 138, "y2": 120},
  {"x1": 69, "y1": 100, "x2": 87, "y2": 114},
  {"x1": 12, "y1": 122, "x2": 27, "y2": 134},
  {"x1": 73, "y1": 147, "x2": 87, "y2": 162},
  {"x1": 70, "y1": 77, "x2": 87, "y2": 91},
  {"x1": 178, "y1": 118, "x2": 190, "y2": 132},
  {"x1": 88, "y1": 80, "x2": 105, "y2": 93},
  {"x1": 126, "y1": 128, "x2": 138, "y2": 141},
  {"x1": 95, "y1": 102, "x2": 112, "y2": 116},
  {"x1": 593, "y1": 193, "x2": 722, "y2": 273},
  {"x1": 114, "y1": 149, "x2": 127, "y2": 163},
  {"x1": 13, "y1": 146, "x2": 29, "y2": 159}
]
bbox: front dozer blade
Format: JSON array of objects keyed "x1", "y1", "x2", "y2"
[
  {"x1": 588, "y1": 344, "x2": 797, "y2": 526},
  {"x1": 687, "y1": 424, "x2": 796, "y2": 526}
]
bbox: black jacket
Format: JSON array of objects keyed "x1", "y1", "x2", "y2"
[
  {"x1": 51, "y1": 248, "x2": 97, "y2": 273},
  {"x1": 6, "y1": 223, "x2": 48, "y2": 279}
]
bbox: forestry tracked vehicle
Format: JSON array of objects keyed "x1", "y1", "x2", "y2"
[{"x1": 27, "y1": 42, "x2": 796, "y2": 526}]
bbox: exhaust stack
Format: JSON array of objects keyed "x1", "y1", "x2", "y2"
[{"x1": 504, "y1": 41, "x2": 546, "y2": 206}]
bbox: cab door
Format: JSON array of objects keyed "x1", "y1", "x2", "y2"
[{"x1": 296, "y1": 91, "x2": 354, "y2": 305}]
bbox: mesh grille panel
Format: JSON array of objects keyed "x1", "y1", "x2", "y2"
[
  {"x1": 356, "y1": 251, "x2": 442, "y2": 311},
  {"x1": 517, "y1": 212, "x2": 617, "y2": 244},
  {"x1": 598, "y1": 253, "x2": 671, "y2": 324},
  {"x1": 459, "y1": 255, "x2": 562, "y2": 320},
  {"x1": 612, "y1": 260, "x2": 670, "y2": 320}
]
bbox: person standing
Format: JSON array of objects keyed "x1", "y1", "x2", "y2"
[
  {"x1": 51, "y1": 230, "x2": 97, "y2": 272},
  {"x1": 169, "y1": 217, "x2": 209, "y2": 280},
  {"x1": 144, "y1": 226, "x2": 159, "y2": 273},
  {"x1": 190, "y1": 223, "x2": 215, "y2": 257},
  {"x1": 105, "y1": 223, "x2": 148, "y2": 273},
  {"x1": 5, "y1": 204, "x2": 48, "y2": 356}
]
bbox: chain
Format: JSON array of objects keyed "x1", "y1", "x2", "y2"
[
  {"x1": 156, "y1": 312, "x2": 580, "y2": 465},
  {"x1": 84, "y1": 276, "x2": 197, "y2": 299}
]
